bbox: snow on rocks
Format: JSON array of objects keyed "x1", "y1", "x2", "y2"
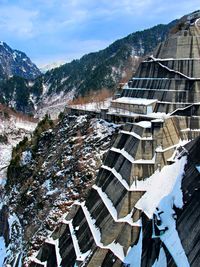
[{"x1": 20, "y1": 150, "x2": 32, "y2": 166}]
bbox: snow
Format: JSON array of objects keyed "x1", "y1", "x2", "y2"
[
  {"x1": 107, "y1": 108, "x2": 168, "y2": 120},
  {"x1": 35, "y1": 89, "x2": 76, "y2": 119},
  {"x1": 0, "y1": 237, "x2": 6, "y2": 266},
  {"x1": 136, "y1": 156, "x2": 190, "y2": 267},
  {"x1": 150, "y1": 56, "x2": 200, "y2": 80},
  {"x1": 111, "y1": 147, "x2": 134, "y2": 163},
  {"x1": 102, "y1": 165, "x2": 130, "y2": 191},
  {"x1": 46, "y1": 188, "x2": 59, "y2": 196},
  {"x1": 133, "y1": 155, "x2": 156, "y2": 164},
  {"x1": 196, "y1": 165, "x2": 200, "y2": 173},
  {"x1": 101, "y1": 164, "x2": 154, "y2": 191},
  {"x1": 69, "y1": 220, "x2": 91, "y2": 261},
  {"x1": 120, "y1": 130, "x2": 153, "y2": 140},
  {"x1": 42, "y1": 84, "x2": 50, "y2": 95},
  {"x1": 14, "y1": 120, "x2": 36, "y2": 131},
  {"x1": 152, "y1": 247, "x2": 167, "y2": 267},
  {"x1": 76, "y1": 115, "x2": 87, "y2": 124},
  {"x1": 70, "y1": 97, "x2": 112, "y2": 112},
  {"x1": 29, "y1": 257, "x2": 46, "y2": 266},
  {"x1": 21, "y1": 150, "x2": 32, "y2": 166},
  {"x1": 93, "y1": 185, "x2": 140, "y2": 226},
  {"x1": 0, "y1": 144, "x2": 12, "y2": 183},
  {"x1": 123, "y1": 228, "x2": 143, "y2": 267},
  {"x1": 78, "y1": 202, "x2": 125, "y2": 261},
  {"x1": 136, "y1": 156, "x2": 186, "y2": 217},
  {"x1": 135, "y1": 121, "x2": 151, "y2": 128},
  {"x1": 112, "y1": 97, "x2": 157, "y2": 106},
  {"x1": 39, "y1": 61, "x2": 65, "y2": 73}
]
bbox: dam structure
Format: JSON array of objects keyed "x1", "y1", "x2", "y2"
[{"x1": 30, "y1": 11, "x2": 200, "y2": 267}]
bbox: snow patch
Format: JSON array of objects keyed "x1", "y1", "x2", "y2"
[
  {"x1": 123, "y1": 228, "x2": 143, "y2": 267},
  {"x1": 21, "y1": 150, "x2": 32, "y2": 166},
  {"x1": 136, "y1": 156, "x2": 190, "y2": 267},
  {"x1": 152, "y1": 247, "x2": 167, "y2": 267}
]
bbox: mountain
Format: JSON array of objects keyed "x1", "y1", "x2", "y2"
[
  {"x1": 1, "y1": 113, "x2": 119, "y2": 264},
  {"x1": 0, "y1": 10, "x2": 200, "y2": 266},
  {"x1": 0, "y1": 76, "x2": 43, "y2": 114},
  {"x1": 39, "y1": 61, "x2": 65, "y2": 73},
  {"x1": 0, "y1": 42, "x2": 41, "y2": 80},
  {"x1": 0, "y1": 20, "x2": 177, "y2": 114},
  {"x1": 40, "y1": 21, "x2": 176, "y2": 102}
]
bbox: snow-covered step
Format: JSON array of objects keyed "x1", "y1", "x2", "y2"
[
  {"x1": 110, "y1": 147, "x2": 134, "y2": 163},
  {"x1": 93, "y1": 185, "x2": 141, "y2": 227},
  {"x1": 101, "y1": 165, "x2": 151, "y2": 192},
  {"x1": 75, "y1": 202, "x2": 125, "y2": 261},
  {"x1": 68, "y1": 220, "x2": 91, "y2": 262},
  {"x1": 120, "y1": 130, "x2": 153, "y2": 140}
]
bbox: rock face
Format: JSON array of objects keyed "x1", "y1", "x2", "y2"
[
  {"x1": 28, "y1": 11, "x2": 200, "y2": 267},
  {"x1": 2, "y1": 114, "x2": 119, "y2": 265},
  {"x1": 0, "y1": 42, "x2": 41, "y2": 80}
]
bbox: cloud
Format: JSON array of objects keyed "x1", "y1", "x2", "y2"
[
  {"x1": 0, "y1": 5, "x2": 38, "y2": 38},
  {"x1": 0, "y1": 0, "x2": 200, "y2": 65}
]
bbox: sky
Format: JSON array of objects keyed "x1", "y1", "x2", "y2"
[{"x1": 0, "y1": 0, "x2": 199, "y2": 67}]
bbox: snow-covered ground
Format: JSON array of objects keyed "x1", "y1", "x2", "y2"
[
  {"x1": 70, "y1": 97, "x2": 112, "y2": 112},
  {"x1": 0, "y1": 116, "x2": 37, "y2": 185}
]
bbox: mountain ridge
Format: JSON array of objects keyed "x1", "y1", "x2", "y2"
[
  {"x1": 0, "y1": 20, "x2": 177, "y2": 113},
  {"x1": 0, "y1": 41, "x2": 41, "y2": 80}
]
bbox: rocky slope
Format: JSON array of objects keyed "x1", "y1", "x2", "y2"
[
  {"x1": 0, "y1": 42, "x2": 41, "y2": 80},
  {"x1": 0, "y1": 112, "x2": 120, "y2": 265}
]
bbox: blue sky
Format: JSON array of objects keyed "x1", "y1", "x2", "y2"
[{"x1": 0, "y1": 0, "x2": 199, "y2": 66}]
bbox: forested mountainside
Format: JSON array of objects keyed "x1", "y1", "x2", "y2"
[
  {"x1": 37, "y1": 21, "x2": 177, "y2": 102},
  {"x1": 0, "y1": 42, "x2": 41, "y2": 80},
  {"x1": 0, "y1": 20, "x2": 176, "y2": 113}
]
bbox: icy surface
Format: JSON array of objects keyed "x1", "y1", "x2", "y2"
[
  {"x1": 0, "y1": 237, "x2": 6, "y2": 266},
  {"x1": 152, "y1": 247, "x2": 167, "y2": 267},
  {"x1": 136, "y1": 156, "x2": 187, "y2": 217},
  {"x1": 123, "y1": 228, "x2": 142, "y2": 267},
  {"x1": 136, "y1": 156, "x2": 190, "y2": 267}
]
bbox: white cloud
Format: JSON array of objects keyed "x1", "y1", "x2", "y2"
[{"x1": 0, "y1": 5, "x2": 38, "y2": 38}]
